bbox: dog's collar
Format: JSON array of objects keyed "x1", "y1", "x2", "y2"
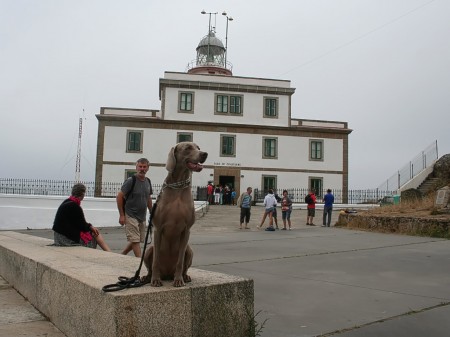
[{"x1": 163, "y1": 177, "x2": 191, "y2": 190}]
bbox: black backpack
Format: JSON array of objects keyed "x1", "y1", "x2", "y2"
[{"x1": 305, "y1": 194, "x2": 313, "y2": 204}]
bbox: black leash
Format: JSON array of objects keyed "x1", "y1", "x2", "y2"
[{"x1": 102, "y1": 202, "x2": 157, "y2": 292}]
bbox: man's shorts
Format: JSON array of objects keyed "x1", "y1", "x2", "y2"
[
  {"x1": 125, "y1": 215, "x2": 146, "y2": 243},
  {"x1": 307, "y1": 208, "x2": 315, "y2": 217}
]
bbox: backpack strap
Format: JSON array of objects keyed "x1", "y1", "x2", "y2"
[
  {"x1": 125, "y1": 175, "x2": 137, "y2": 201},
  {"x1": 125, "y1": 176, "x2": 152, "y2": 200}
]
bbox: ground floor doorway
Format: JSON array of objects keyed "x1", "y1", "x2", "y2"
[
  {"x1": 213, "y1": 168, "x2": 242, "y2": 204},
  {"x1": 219, "y1": 175, "x2": 235, "y2": 189}
]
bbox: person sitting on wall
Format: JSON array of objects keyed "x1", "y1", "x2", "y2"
[{"x1": 52, "y1": 183, "x2": 111, "y2": 251}]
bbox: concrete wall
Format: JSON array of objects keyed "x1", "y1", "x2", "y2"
[{"x1": 0, "y1": 231, "x2": 254, "y2": 337}]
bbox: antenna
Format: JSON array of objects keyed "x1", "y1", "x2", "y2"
[{"x1": 75, "y1": 116, "x2": 83, "y2": 182}]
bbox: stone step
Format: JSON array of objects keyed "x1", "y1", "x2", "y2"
[{"x1": 418, "y1": 177, "x2": 440, "y2": 194}]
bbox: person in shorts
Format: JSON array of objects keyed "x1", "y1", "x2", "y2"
[
  {"x1": 116, "y1": 158, "x2": 153, "y2": 257},
  {"x1": 306, "y1": 189, "x2": 317, "y2": 226},
  {"x1": 238, "y1": 187, "x2": 253, "y2": 229},
  {"x1": 259, "y1": 189, "x2": 277, "y2": 231},
  {"x1": 281, "y1": 190, "x2": 293, "y2": 230}
]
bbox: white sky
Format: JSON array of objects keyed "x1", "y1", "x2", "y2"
[{"x1": 1, "y1": 0, "x2": 449, "y2": 189}]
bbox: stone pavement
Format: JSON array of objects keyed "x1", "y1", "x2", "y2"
[{"x1": 3, "y1": 204, "x2": 450, "y2": 337}]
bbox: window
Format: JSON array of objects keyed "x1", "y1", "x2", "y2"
[
  {"x1": 126, "y1": 130, "x2": 143, "y2": 153},
  {"x1": 177, "y1": 132, "x2": 193, "y2": 143},
  {"x1": 263, "y1": 137, "x2": 277, "y2": 159},
  {"x1": 217, "y1": 95, "x2": 228, "y2": 113},
  {"x1": 125, "y1": 170, "x2": 136, "y2": 180},
  {"x1": 310, "y1": 140, "x2": 324, "y2": 161},
  {"x1": 215, "y1": 94, "x2": 242, "y2": 115},
  {"x1": 264, "y1": 97, "x2": 278, "y2": 117},
  {"x1": 262, "y1": 175, "x2": 277, "y2": 193},
  {"x1": 230, "y1": 96, "x2": 242, "y2": 114},
  {"x1": 179, "y1": 92, "x2": 194, "y2": 112},
  {"x1": 309, "y1": 177, "x2": 323, "y2": 198},
  {"x1": 220, "y1": 135, "x2": 236, "y2": 157}
]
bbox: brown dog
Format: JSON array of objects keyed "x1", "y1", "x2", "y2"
[{"x1": 143, "y1": 142, "x2": 208, "y2": 287}]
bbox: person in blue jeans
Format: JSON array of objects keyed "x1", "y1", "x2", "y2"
[{"x1": 322, "y1": 189, "x2": 334, "y2": 227}]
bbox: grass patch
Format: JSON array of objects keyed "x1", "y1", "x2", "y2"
[{"x1": 365, "y1": 194, "x2": 435, "y2": 216}]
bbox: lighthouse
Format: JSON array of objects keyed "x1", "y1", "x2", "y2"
[{"x1": 187, "y1": 12, "x2": 232, "y2": 76}]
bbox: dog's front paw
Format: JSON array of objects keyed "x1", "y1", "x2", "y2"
[
  {"x1": 173, "y1": 278, "x2": 185, "y2": 287},
  {"x1": 140, "y1": 275, "x2": 151, "y2": 285},
  {"x1": 151, "y1": 278, "x2": 163, "y2": 287},
  {"x1": 183, "y1": 274, "x2": 192, "y2": 283}
]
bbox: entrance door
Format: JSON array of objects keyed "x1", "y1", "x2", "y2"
[
  {"x1": 219, "y1": 175, "x2": 235, "y2": 189},
  {"x1": 219, "y1": 175, "x2": 235, "y2": 205}
]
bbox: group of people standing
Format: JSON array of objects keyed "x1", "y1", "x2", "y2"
[
  {"x1": 237, "y1": 187, "x2": 335, "y2": 231},
  {"x1": 207, "y1": 182, "x2": 236, "y2": 205},
  {"x1": 305, "y1": 188, "x2": 335, "y2": 227},
  {"x1": 236, "y1": 188, "x2": 293, "y2": 231}
]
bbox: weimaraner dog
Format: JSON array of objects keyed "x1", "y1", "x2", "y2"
[{"x1": 143, "y1": 142, "x2": 208, "y2": 287}]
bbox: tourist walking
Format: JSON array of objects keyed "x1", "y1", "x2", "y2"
[
  {"x1": 116, "y1": 158, "x2": 153, "y2": 257},
  {"x1": 305, "y1": 189, "x2": 317, "y2": 226},
  {"x1": 322, "y1": 189, "x2": 334, "y2": 227},
  {"x1": 281, "y1": 190, "x2": 293, "y2": 230},
  {"x1": 238, "y1": 187, "x2": 253, "y2": 229}
]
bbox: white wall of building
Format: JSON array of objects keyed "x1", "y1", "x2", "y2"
[
  {"x1": 163, "y1": 87, "x2": 290, "y2": 127},
  {"x1": 101, "y1": 126, "x2": 345, "y2": 191}
]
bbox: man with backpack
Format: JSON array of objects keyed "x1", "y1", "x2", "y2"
[
  {"x1": 305, "y1": 189, "x2": 317, "y2": 226},
  {"x1": 116, "y1": 158, "x2": 153, "y2": 257}
]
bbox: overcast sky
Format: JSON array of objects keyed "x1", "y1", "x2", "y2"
[{"x1": 1, "y1": 0, "x2": 449, "y2": 189}]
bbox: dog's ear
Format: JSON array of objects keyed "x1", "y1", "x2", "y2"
[{"x1": 166, "y1": 146, "x2": 176, "y2": 172}]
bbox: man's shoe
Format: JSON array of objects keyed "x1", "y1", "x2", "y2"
[{"x1": 310, "y1": 223, "x2": 316, "y2": 226}]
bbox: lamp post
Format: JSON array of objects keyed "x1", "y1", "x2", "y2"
[
  {"x1": 201, "y1": 10, "x2": 218, "y2": 64},
  {"x1": 222, "y1": 11, "x2": 233, "y2": 68},
  {"x1": 201, "y1": 10, "x2": 217, "y2": 33}
]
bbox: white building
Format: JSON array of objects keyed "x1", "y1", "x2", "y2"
[{"x1": 95, "y1": 27, "x2": 352, "y2": 201}]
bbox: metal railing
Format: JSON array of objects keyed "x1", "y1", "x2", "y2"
[
  {"x1": 377, "y1": 140, "x2": 438, "y2": 191},
  {"x1": 253, "y1": 188, "x2": 392, "y2": 204},
  {"x1": 0, "y1": 178, "x2": 208, "y2": 201},
  {"x1": 1, "y1": 178, "x2": 395, "y2": 204}
]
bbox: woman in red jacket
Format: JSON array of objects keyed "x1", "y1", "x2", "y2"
[{"x1": 53, "y1": 183, "x2": 111, "y2": 251}]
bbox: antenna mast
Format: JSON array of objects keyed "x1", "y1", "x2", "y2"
[{"x1": 75, "y1": 117, "x2": 82, "y2": 182}]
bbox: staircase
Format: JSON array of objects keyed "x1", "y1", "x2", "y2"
[{"x1": 417, "y1": 177, "x2": 440, "y2": 195}]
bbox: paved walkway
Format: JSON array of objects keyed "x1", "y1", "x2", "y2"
[{"x1": 2, "y1": 205, "x2": 450, "y2": 336}]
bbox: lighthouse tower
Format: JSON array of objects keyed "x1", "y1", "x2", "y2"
[{"x1": 187, "y1": 14, "x2": 232, "y2": 76}]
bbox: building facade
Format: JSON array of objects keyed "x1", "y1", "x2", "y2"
[{"x1": 95, "y1": 27, "x2": 352, "y2": 201}]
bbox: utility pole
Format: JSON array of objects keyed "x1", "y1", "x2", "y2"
[{"x1": 75, "y1": 117, "x2": 82, "y2": 182}]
